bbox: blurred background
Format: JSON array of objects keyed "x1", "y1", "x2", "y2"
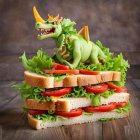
[{"x1": 0, "y1": 0, "x2": 140, "y2": 81}]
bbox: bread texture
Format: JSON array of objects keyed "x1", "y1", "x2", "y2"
[
  {"x1": 25, "y1": 99, "x2": 56, "y2": 111},
  {"x1": 28, "y1": 112, "x2": 129, "y2": 129},
  {"x1": 55, "y1": 92, "x2": 129, "y2": 111},
  {"x1": 24, "y1": 71, "x2": 54, "y2": 88},
  {"x1": 25, "y1": 93, "x2": 129, "y2": 112},
  {"x1": 24, "y1": 71, "x2": 121, "y2": 88}
]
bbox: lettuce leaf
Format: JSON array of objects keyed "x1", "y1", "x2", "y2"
[
  {"x1": 82, "y1": 110, "x2": 93, "y2": 115},
  {"x1": 99, "y1": 118, "x2": 117, "y2": 122},
  {"x1": 13, "y1": 83, "x2": 53, "y2": 102},
  {"x1": 54, "y1": 74, "x2": 68, "y2": 81},
  {"x1": 113, "y1": 102, "x2": 131, "y2": 113},
  {"x1": 33, "y1": 113, "x2": 57, "y2": 123},
  {"x1": 61, "y1": 18, "x2": 77, "y2": 35},
  {"x1": 33, "y1": 111, "x2": 68, "y2": 122},
  {"x1": 64, "y1": 87, "x2": 114, "y2": 106},
  {"x1": 20, "y1": 49, "x2": 53, "y2": 74},
  {"x1": 77, "y1": 40, "x2": 130, "y2": 86}
]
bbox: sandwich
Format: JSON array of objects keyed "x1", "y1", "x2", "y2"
[{"x1": 13, "y1": 6, "x2": 131, "y2": 129}]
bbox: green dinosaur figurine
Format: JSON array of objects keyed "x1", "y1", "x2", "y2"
[{"x1": 33, "y1": 6, "x2": 107, "y2": 68}]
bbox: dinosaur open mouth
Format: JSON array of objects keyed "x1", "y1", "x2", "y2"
[{"x1": 37, "y1": 28, "x2": 55, "y2": 36}]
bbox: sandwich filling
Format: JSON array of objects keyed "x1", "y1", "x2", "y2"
[{"x1": 28, "y1": 102, "x2": 131, "y2": 123}]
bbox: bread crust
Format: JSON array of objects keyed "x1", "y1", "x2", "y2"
[
  {"x1": 55, "y1": 100, "x2": 70, "y2": 111},
  {"x1": 113, "y1": 72, "x2": 121, "y2": 81},
  {"x1": 24, "y1": 71, "x2": 54, "y2": 88},
  {"x1": 100, "y1": 71, "x2": 113, "y2": 82},
  {"x1": 24, "y1": 71, "x2": 121, "y2": 88},
  {"x1": 28, "y1": 114, "x2": 41, "y2": 129},
  {"x1": 25, "y1": 99, "x2": 56, "y2": 111}
]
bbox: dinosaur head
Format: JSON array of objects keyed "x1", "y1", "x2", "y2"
[{"x1": 33, "y1": 6, "x2": 62, "y2": 40}]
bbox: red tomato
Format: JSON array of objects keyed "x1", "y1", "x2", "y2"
[
  {"x1": 79, "y1": 70, "x2": 99, "y2": 75},
  {"x1": 107, "y1": 83, "x2": 127, "y2": 93},
  {"x1": 44, "y1": 70, "x2": 79, "y2": 74},
  {"x1": 28, "y1": 110, "x2": 47, "y2": 115},
  {"x1": 56, "y1": 109, "x2": 82, "y2": 117},
  {"x1": 84, "y1": 84, "x2": 108, "y2": 94},
  {"x1": 41, "y1": 88, "x2": 72, "y2": 97},
  {"x1": 116, "y1": 102, "x2": 127, "y2": 108},
  {"x1": 83, "y1": 103, "x2": 116, "y2": 112},
  {"x1": 53, "y1": 63, "x2": 70, "y2": 70}
]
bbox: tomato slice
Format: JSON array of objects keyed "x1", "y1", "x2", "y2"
[
  {"x1": 41, "y1": 88, "x2": 72, "y2": 97},
  {"x1": 56, "y1": 109, "x2": 82, "y2": 117},
  {"x1": 116, "y1": 102, "x2": 127, "y2": 108},
  {"x1": 44, "y1": 70, "x2": 79, "y2": 74},
  {"x1": 28, "y1": 109, "x2": 47, "y2": 115},
  {"x1": 107, "y1": 83, "x2": 127, "y2": 93},
  {"x1": 53, "y1": 63, "x2": 70, "y2": 70},
  {"x1": 84, "y1": 84, "x2": 108, "y2": 94},
  {"x1": 84, "y1": 103, "x2": 116, "y2": 112},
  {"x1": 79, "y1": 70, "x2": 99, "y2": 75}
]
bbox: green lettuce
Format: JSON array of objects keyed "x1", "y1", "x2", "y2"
[
  {"x1": 33, "y1": 111, "x2": 68, "y2": 123},
  {"x1": 99, "y1": 102, "x2": 131, "y2": 122},
  {"x1": 20, "y1": 49, "x2": 53, "y2": 74},
  {"x1": 13, "y1": 83, "x2": 53, "y2": 102},
  {"x1": 64, "y1": 86, "x2": 114, "y2": 106},
  {"x1": 82, "y1": 110, "x2": 93, "y2": 115},
  {"x1": 77, "y1": 40, "x2": 130, "y2": 86},
  {"x1": 99, "y1": 118, "x2": 117, "y2": 122},
  {"x1": 61, "y1": 18, "x2": 77, "y2": 35},
  {"x1": 54, "y1": 74, "x2": 68, "y2": 81},
  {"x1": 113, "y1": 102, "x2": 131, "y2": 113},
  {"x1": 33, "y1": 113, "x2": 57, "y2": 122},
  {"x1": 19, "y1": 49, "x2": 69, "y2": 81},
  {"x1": 88, "y1": 89, "x2": 114, "y2": 106}
]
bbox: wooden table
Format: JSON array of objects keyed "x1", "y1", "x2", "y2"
[{"x1": 0, "y1": 65, "x2": 140, "y2": 140}]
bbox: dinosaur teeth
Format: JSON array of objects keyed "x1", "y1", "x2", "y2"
[{"x1": 37, "y1": 28, "x2": 55, "y2": 36}]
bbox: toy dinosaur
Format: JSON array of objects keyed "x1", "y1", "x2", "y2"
[{"x1": 33, "y1": 6, "x2": 107, "y2": 68}]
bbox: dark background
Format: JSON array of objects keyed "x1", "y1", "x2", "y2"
[{"x1": 0, "y1": 0, "x2": 140, "y2": 81}]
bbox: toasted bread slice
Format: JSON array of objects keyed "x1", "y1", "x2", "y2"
[
  {"x1": 24, "y1": 71, "x2": 121, "y2": 88},
  {"x1": 25, "y1": 93, "x2": 129, "y2": 111},
  {"x1": 28, "y1": 112, "x2": 129, "y2": 129}
]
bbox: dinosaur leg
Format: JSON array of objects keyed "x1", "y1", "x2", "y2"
[
  {"x1": 90, "y1": 43, "x2": 99, "y2": 64},
  {"x1": 98, "y1": 47, "x2": 107, "y2": 59},
  {"x1": 56, "y1": 40, "x2": 81, "y2": 68},
  {"x1": 71, "y1": 40, "x2": 81, "y2": 68},
  {"x1": 56, "y1": 52, "x2": 72, "y2": 67}
]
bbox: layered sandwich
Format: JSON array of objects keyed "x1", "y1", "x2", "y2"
[{"x1": 14, "y1": 6, "x2": 131, "y2": 129}]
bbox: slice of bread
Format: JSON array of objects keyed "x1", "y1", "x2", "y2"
[
  {"x1": 54, "y1": 92, "x2": 129, "y2": 111},
  {"x1": 28, "y1": 112, "x2": 129, "y2": 129},
  {"x1": 25, "y1": 93, "x2": 130, "y2": 111},
  {"x1": 24, "y1": 71, "x2": 54, "y2": 88},
  {"x1": 24, "y1": 71, "x2": 121, "y2": 88}
]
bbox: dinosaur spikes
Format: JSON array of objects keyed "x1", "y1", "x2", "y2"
[
  {"x1": 33, "y1": 6, "x2": 45, "y2": 23},
  {"x1": 78, "y1": 26, "x2": 90, "y2": 42},
  {"x1": 48, "y1": 14, "x2": 60, "y2": 22}
]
